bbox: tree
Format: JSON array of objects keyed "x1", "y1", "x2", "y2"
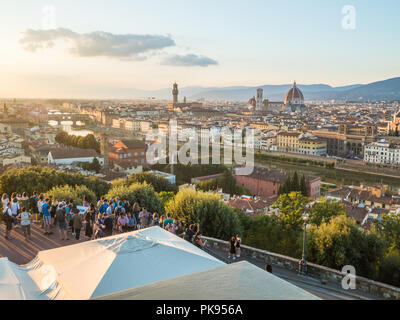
[
  {"x1": 91, "y1": 157, "x2": 101, "y2": 173},
  {"x1": 300, "y1": 174, "x2": 307, "y2": 196},
  {"x1": 105, "y1": 182, "x2": 164, "y2": 214},
  {"x1": 308, "y1": 198, "x2": 346, "y2": 226},
  {"x1": 165, "y1": 189, "x2": 242, "y2": 240},
  {"x1": 47, "y1": 185, "x2": 96, "y2": 205},
  {"x1": 306, "y1": 215, "x2": 385, "y2": 279},
  {"x1": 273, "y1": 192, "x2": 311, "y2": 228},
  {"x1": 378, "y1": 250, "x2": 400, "y2": 287},
  {"x1": 158, "y1": 191, "x2": 175, "y2": 207},
  {"x1": 376, "y1": 212, "x2": 400, "y2": 252},
  {"x1": 0, "y1": 166, "x2": 109, "y2": 199},
  {"x1": 242, "y1": 214, "x2": 302, "y2": 258},
  {"x1": 126, "y1": 172, "x2": 178, "y2": 193}
]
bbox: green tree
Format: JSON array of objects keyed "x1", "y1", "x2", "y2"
[
  {"x1": 273, "y1": 192, "x2": 311, "y2": 228},
  {"x1": 47, "y1": 185, "x2": 96, "y2": 205},
  {"x1": 126, "y1": 172, "x2": 177, "y2": 193},
  {"x1": 376, "y1": 212, "x2": 400, "y2": 252},
  {"x1": 307, "y1": 215, "x2": 385, "y2": 279},
  {"x1": 242, "y1": 214, "x2": 302, "y2": 258},
  {"x1": 105, "y1": 182, "x2": 164, "y2": 214},
  {"x1": 378, "y1": 250, "x2": 400, "y2": 287},
  {"x1": 0, "y1": 166, "x2": 109, "y2": 199},
  {"x1": 165, "y1": 189, "x2": 241, "y2": 240},
  {"x1": 300, "y1": 174, "x2": 307, "y2": 196},
  {"x1": 308, "y1": 198, "x2": 346, "y2": 226},
  {"x1": 158, "y1": 191, "x2": 175, "y2": 207}
]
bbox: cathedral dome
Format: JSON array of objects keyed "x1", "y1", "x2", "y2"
[{"x1": 284, "y1": 81, "x2": 304, "y2": 105}]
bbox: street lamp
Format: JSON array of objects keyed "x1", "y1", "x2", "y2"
[{"x1": 298, "y1": 213, "x2": 309, "y2": 276}]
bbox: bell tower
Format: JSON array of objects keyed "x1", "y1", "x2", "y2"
[{"x1": 172, "y1": 82, "x2": 179, "y2": 105}]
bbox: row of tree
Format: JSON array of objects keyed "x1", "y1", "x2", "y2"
[
  {"x1": 278, "y1": 171, "x2": 308, "y2": 196},
  {"x1": 55, "y1": 131, "x2": 100, "y2": 153}
]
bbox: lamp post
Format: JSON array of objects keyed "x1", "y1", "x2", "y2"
[{"x1": 299, "y1": 213, "x2": 309, "y2": 276}]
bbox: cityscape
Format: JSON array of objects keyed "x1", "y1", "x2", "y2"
[{"x1": 0, "y1": 0, "x2": 399, "y2": 307}]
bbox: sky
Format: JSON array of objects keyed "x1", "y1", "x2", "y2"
[{"x1": 0, "y1": 0, "x2": 400, "y2": 98}]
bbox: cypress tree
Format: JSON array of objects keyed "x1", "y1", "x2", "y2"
[{"x1": 300, "y1": 174, "x2": 308, "y2": 196}]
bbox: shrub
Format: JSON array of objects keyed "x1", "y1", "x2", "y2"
[
  {"x1": 47, "y1": 185, "x2": 96, "y2": 205},
  {"x1": 105, "y1": 182, "x2": 164, "y2": 214},
  {"x1": 165, "y1": 189, "x2": 241, "y2": 240}
]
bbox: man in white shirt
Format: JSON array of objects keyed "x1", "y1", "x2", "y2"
[{"x1": 17, "y1": 207, "x2": 32, "y2": 240}]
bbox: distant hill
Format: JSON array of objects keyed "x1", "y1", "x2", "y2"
[{"x1": 116, "y1": 77, "x2": 400, "y2": 102}]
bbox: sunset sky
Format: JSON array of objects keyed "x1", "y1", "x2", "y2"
[{"x1": 1, "y1": 0, "x2": 399, "y2": 98}]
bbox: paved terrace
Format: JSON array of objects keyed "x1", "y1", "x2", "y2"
[{"x1": 0, "y1": 223, "x2": 384, "y2": 300}]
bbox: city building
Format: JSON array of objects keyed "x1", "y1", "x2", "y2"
[
  {"x1": 234, "y1": 166, "x2": 321, "y2": 199},
  {"x1": 48, "y1": 147, "x2": 104, "y2": 165},
  {"x1": 364, "y1": 139, "x2": 400, "y2": 165},
  {"x1": 284, "y1": 81, "x2": 306, "y2": 112},
  {"x1": 298, "y1": 136, "x2": 327, "y2": 156},
  {"x1": 277, "y1": 131, "x2": 301, "y2": 153},
  {"x1": 108, "y1": 139, "x2": 147, "y2": 168}
]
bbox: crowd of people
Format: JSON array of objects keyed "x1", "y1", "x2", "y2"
[{"x1": 0, "y1": 193, "x2": 214, "y2": 251}]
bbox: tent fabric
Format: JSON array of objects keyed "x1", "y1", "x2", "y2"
[
  {"x1": 94, "y1": 261, "x2": 320, "y2": 300},
  {"x1": 0, "y1": 226, "x2": 225, "y2": 300}
]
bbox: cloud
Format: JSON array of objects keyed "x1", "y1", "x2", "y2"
[
  {"x1": 19, "y1": 28, "x2": 176, "y2": 60},
  {"x1": 161, "y1": 54, "x2": 218, "y2": 67}
]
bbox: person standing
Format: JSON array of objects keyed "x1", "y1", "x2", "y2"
[
  {"x1": 1, "y1": 193, "x2": 9, "y2": 211},
  {"x1": 20, "y1": 192, "x2": 29, "y2": 211},
  {"x1": 42, "y1": 198, "x2": 53, "y2": 235},
  {"x1": 3, "y1": 202, "x2": 13, "y2": 240},
  {"x1": 235, "y1": 234, "x2": 241, "y2": 258},
  {"x1": 71, "y1": 209, "x2": 83, "y2": 240},
  {"x1": 228, "y1": 236, "x2": 237, "y2": 260},
  {"x1": 10, "y1": 197, "x2": 20, "y2": 227},
  {"x1": 85, "y1": 204, "x2": 96, "y2": 240},
  {"x1": 56, "y1": 202, "x2": 69, "y2": 241},
  {"x1": 103, "y1": 212, "x2": 113, "y2": 237},
  {"x1": 17, "y1": 207, "x2": 32, "y2": 240}
]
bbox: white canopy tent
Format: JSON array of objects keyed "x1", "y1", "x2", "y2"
[
  {"x1": 94, "y1": 261, "x2": 319, "y2": 300},
  {"x1": 0, "y1": 227, "x2": 224, "y2": 300}
]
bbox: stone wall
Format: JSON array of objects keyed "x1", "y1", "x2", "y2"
[{"x1": 203, "y1": 236, "x2": 400, "y2": 300}]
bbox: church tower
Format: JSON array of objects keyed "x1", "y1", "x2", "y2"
[
  {"x1": 172, "y1": 82, "x2": 179, "y2": 105},
  {"x1": 256, "y1": 88, "x2": 263, "y2": 111}
]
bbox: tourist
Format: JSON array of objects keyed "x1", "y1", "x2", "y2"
[
  {"x1": 168, "y1": 220, "x2": 178, "y2": 235},
  {"x1": 193, "y1": 231, "x2": 207, "y2": 249},
  {"x1": 99, "y1": 198, "x2": 108, "y2": 214},
  {"x1": 103, "y1": 212, "x2": 114, "y2": 237},
  {"x1": 106, "y1": 200, "x2": 113, "y2": 216},
  {"x1": 42, "y1": 198, "x2": 53, "y2": 235},
  {"x1": 71, "y1": 208, "x2": 83, "y2": 240},
  {"x1": 127, "y1": 213, "x2": 137, "y2": 231},
  {"x1": 235, "y1": 234, "x2": 241, "y2": 258},
  {"x1": 139, "y1": 207, "x2": 147, "y2": 229},
  {"x1": 18, "y1": 206, "x2": 32, "y2": 240},
  {"x1": 1, "y1": 193, "x2": 9, "y2": 210},
  {"x1": 82, "y1": 195, "x2": 90, "y2": 208},
  {"x1": 56, "y1": 202, "x2": 69, "y2": 241},
  {"x1": 3, "y1": 202, "x2": 13, "y2": 240},
  {"x1": 11, "y1": 197, "x2": 20, "y2": 226},
  {"x1": 50, "y1": 199, "x2": 58, "y2": 226},
  {"x1": 265, "y1": 264, "x2": 273, "y2": 273},
  {"x1": 152, "y1": 213, "x2": 159, "y2": 226},
  {"x1": 85, "y1": 203, "x2": 96, "y2": 240},
  {"x1": 38, "y1": 194, "x2": 44, "y2": 228},
  {"x1": 20, "y1": 192, "x2": 29, "y2": 210},
  {"x1": 29, "y1": 192, "x2": 39, "y2": 221},
  {"x1": 117, "y1": 213, "x2": 129, "y2": 233},
  {"x1": 163, "y1": 213, "x2": 174, "y2": 228},
  {"x1": 228, "y1": 236, "x2": 236, "y2": 260},
  {"x1": 184, "y1": 224, "x2": 195, "y2": 243}
]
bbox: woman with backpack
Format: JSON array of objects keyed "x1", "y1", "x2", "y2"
[{"x1": 228, "y1": 236, "x2": 237, "y2": 260}]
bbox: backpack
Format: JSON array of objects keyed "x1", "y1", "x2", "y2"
[{"x1": 56, "y1": 209, "x2": 65, "y2": 223}]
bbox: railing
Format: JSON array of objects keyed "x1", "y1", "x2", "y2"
[{"x1": 202, "y1": 236, "x2": 400, "y2": 300}]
